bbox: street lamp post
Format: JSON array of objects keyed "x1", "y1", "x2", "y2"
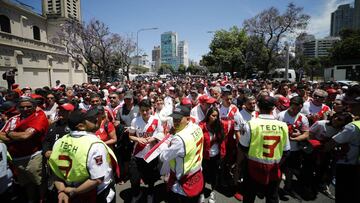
[{"x1": 136, "y1": 27, "x2": 158, "y2": 68}]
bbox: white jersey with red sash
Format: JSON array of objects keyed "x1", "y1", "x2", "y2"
[
  {"x1": 278, "y1": 110, "x2": 309, "y2": 151},
  {"x1": 220, "y1": 104, "x2": 241, "y2": 131},
  {"x1": 108, "y1": 104, "x2": 122, "y2": 120},
  {"x1": 301, "y1": 101, "x2": 330, "y2": 124},
  {"x1": 130, "y1": 115, "x2": 163, "y2": 158}
]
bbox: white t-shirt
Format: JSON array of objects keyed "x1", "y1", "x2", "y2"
[
  {"x1": 332, "y1": 123, "x2": 360, "y2": 165},
  {"x1": 240, "y1": 114, "x2": 291, "y2": 152},
  {"x1": 190, "y1": 105, "x2": 206, "y2": 124},
  {"x1": 238, "y1": 108, "x2": 258, "y2": 131},
  {"x1": 163, "y1": 96, "x2": 174, "y2": 117},
  {"x1": 277, "y1": 110, "x2": 309, "y2": 151},
  {"x1": 130, "y1": 115, "x2": 163, "y2": 158},
  {"x1": 208, "y1": 131, "x2": 219, "y2": 157},
  {"x1": 87, "y1": 142, "x2": 113, "y2": 194},
  {"x1": 116, "y1": 105, "x2": 139, "y2": 127},
  {"x1": 301, "y1": 101, "x2": 329, "y2": 116},
  {"x1": 309, "y1": 120, "x2": 339, "y2": 141}
]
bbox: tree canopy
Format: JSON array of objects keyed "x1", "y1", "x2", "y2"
[
  {"x1": 330, "y1": 29, "x2": 360, "y2": 64},
  {"x1": 202, "y1": 26, "x2": 248, "y2": 75},
  {"x1": 57, "y1": 19, "x2": 136, "y2": 81}
]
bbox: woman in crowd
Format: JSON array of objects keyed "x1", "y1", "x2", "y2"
[{"x1": 198, "y1": 107, "x2": 226, "y2": 203}]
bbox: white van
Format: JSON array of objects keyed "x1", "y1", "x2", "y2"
[{"x1": 269, "y1": 68, "x2": 296, "y2": 82}]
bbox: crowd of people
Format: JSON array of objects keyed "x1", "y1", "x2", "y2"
[{"x1": 0, "y1": 75, "x2": 359, "y2": 203}]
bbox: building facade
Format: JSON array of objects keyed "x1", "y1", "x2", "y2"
[
  {"x1": 354, "y1": 0, "x2": 360, "y2": 30},
  {"x1": 152, "y1": 45, "x2": 161, "y2": 69},
  {"x1": 161, "y1": 31, "x2": 178, "y2": 70},
  {"x1": 0, "y1": 0, "x2": 87, "y2": 88},
  {"x1": 331, "y1": 4, "x2": 354, "y2": 36},
  {"x1": 178, "y1": 40, "x2": 189, "y2": 67},
  {"x1": 296, "y1": 34, "x2": 340, "y2": 58}
]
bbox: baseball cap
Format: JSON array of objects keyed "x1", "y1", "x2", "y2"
[
  {"x1": 181, "y1": 97, "x2": 192, "y2": 106},
  {"x1": 59, "y1": 103, "x2": 75, "y2": 111},
  {"x1": 221, "y1": 87, "x2": 231, "y2": 94},
  {"x1": 0, "y1": 101, "x2": 17, "y2": 115},
  {"x1": 239, "y1": 88, "x2": 252, "y2": 95},
  {"x1": 326, "y1": 88, "x2": 337, "y2": 94},
  {"x1": 170, "y1": 105, "x2": 191, "y2": 120},
  {"x1": 277, "y1": 96, "x2": 290, "y2": 108},
  {"x1": 68, "y1": 108, "x2": 100, "y2": 130},
  {"x1": 198, "y1": 95, "x2": 217, "y2": 104}
]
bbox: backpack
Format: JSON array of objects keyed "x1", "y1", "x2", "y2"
[{"x1": 2, "y1": 72, "x2": 6, "y2": 80}]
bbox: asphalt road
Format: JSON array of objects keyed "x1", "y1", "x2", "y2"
[{"x1": 115, "y1": 179, "x2": 335, "y2": 203}]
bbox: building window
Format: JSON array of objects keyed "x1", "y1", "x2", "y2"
[
  {"x1": 0, "y1": 15, "x2": 11, "y2": 33},
  {"x1": 33, "y1": 26, "x2": 41, "y2": 40}
]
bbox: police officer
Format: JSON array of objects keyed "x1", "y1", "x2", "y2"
[
  {"x1": 159, "y1": 105, "x2": 204, "y2": 203},
  {"x1": 239, "y1": 96, "x2": 290, "y2": 203},
  {"x1": 48, "y1": 108, "x2": 118, "y2": 203}
]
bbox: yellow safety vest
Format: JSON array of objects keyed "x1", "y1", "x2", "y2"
[
  {"x1": 352, "y1": 121, "x2": 360, "y2": 162},
  {"x1": 248, "y1": 118, "x2": 288, "y2": 164},
  {"x1": 49, "y1": 133, "x2": 117, "y2": 183},
  {"x1": 169, "y1": 123, "x2": 204, "y2": 176}
]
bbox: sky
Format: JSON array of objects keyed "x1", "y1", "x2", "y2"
[{"x1": 16, "y1": 0, "x2": 353, "y2": 62}]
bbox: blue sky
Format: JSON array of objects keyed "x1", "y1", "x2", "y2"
[{"x1": 17, "y1": 0, "x2": 353, "y2": 62}]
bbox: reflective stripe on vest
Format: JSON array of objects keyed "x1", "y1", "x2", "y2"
[
  {"x1": 169, "y1": 123, "x2": 204, "y2": 177},
  {"x1": 352, "y1": 121, "x2": 360, "y2": 162},
  {"x1": 49, "y1": 134, "x2": 117, "y2": 183},
  {"x1": 248, "y1": 118, "x2": 288, "y2": 164}
]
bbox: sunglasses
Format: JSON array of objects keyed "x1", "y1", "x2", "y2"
[
  {"x1": 314, "y1": 95, "x2": 325, "y2": 99},
  {"x1": 19, "y1": 105, "x2": 33, "y2": 110},
  {"x1": 47, "y1": 97, "x2": 55, "y2": 100},
  {"x1": 109, "y1": 96, "x2": 117, "y2": 99}
]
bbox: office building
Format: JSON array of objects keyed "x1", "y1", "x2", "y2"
[
  {"x1": 354, "y1": 0, "x2": 360, "y2": 29},
  {"x1": 152, "y1": 45, "x2": 161, "y2": 69},
  {"x1": 178, "y1": 40, "x2": 189, "y2": 67},
  {"x1": 0, "y1": 0, "x2": 87, "y2": 88},
  {"x1": 161, "y1": 31, "x2": 178, "y2": 70},
  {"x1": 331, "y1": 4, "x2": 354, "y2": 36},
  {"x1": 296, "y1": 34, "x2": 339, "y2": 58}
]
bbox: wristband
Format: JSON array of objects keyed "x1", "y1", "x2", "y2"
[{"x1": 58, "y1": 190, "x2": 65, "y2": 194}]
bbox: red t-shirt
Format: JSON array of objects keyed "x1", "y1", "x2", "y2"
[
  {"x1": 95, "y1": 120, "x2": 115, "y2": 142},
  {"x1": 2, "y1": 110, "x2": 49, "y2": 158}
]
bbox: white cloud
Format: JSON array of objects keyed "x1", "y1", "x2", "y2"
[{"x1": 307, "y1": 0, "x2": 353, "y2": 37}]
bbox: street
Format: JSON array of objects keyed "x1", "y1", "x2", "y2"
[{"x1": 115, "y1": 179, "x2": 335, "y2": 203}]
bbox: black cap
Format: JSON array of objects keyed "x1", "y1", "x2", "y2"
[
  {"x1": 221, "y1": 87, "x2": 231, "y2": 94},
  {"x1": 170, "y1": 105, "x2": 191, "y2": 119},
  {"x1": 258, "y1": 95, "x2": 276, "y2": 108},
  {"x1": 68, "y1": 108, "x2": 99, "y2": 130},
  {"x1": 0, "y1": 101, "x2": 17, "y2": 114},
  {"x1": 239, "y1": 88, "x2": 252, "y2": 95}
]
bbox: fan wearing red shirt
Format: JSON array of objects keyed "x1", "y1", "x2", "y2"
[
  {"x1": 0, "y1": 97, "x2": 49, "y2": 203},
  {"x1": 94, "y1": 106, "x2": 117, "y2": 147}
]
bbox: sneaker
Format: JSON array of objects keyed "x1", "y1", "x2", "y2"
[
  {"x1": 198, "y1": 193, "x2": 205, "y2": 203},
  {"x1": 208, "y1": 191, "x2": 216, "y2": 203},
  {"x1": 320, "y1": 185, "x2": 335, "y2": 200},
  {"x1": 147, "y1": 193, "x2": 154, "y2": 203},
  {"x1": 131, "y1": 191, "x2": 142, "y2": 203},
  {"x1": 234, "y1": 192, "x2": 243, "y2": 201}
]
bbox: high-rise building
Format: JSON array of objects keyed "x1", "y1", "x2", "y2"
[
  {"x1": 178, "y1": 41, "x2": 189, "y2": 67},
  {"x1": 42, "y1": 0, "x2": 81, "y2": 21},
  {"x1": 296, "y1": 34, "x2": 339, "y2": 58},
  {"x1": 354, "y1": 0, "x2": 360, "y2": 29},
  {"x1": 161, "y1": 31, "x2": 178, "y2": 70},
  {"x1": 152, "y1": 46, "x2": 161, "y2": 69},
  {"x1": 331, "y1": 4, "x2": 354, "y2": 36}
]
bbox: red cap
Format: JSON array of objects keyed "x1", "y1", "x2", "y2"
[
  {"x1": 30, "y1": 94, "x2": 44, "y2": 100},
  {"x1": 59, "y1": 103, "x2": 75, "y2": 111},
  {"x1": 277, "y1": 96, "x2": 290, "y2": 108},
  {"x1": 198, "y1": 95, "x2": 217, "y2": 104},
  {"x1": 11, "y1": 84, "x2": 19, "y2": 89},
  {"x1": 326, "y1": 88, "x2": 337, "y2": 94},
  {"x1": 181, "y1": 97, "x2": 192, "y2": 105}
]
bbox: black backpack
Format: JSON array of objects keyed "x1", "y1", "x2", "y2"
[{"x1": 2, "y1": 72, "x2": 6, "y2": 80}]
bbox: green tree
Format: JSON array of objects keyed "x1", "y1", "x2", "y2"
[
  {"x1": 329, "y1": 29, "x2": 360, "y2": 64},
  {"x1": 202, "y1": 26, "x2": 248, "y2": 76},
  {"x1": 178, "y1": 64, "x2": 186, "y2": 74},
  {"x1": 158, "y1": 64, "x2": 174, "y2": 75},
  {"x1": 132, "y1": 65, "x2": 149, "y2": 74},
  {"x1": 243, "y1": 3, "x2": 310, "y2": 74}
]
